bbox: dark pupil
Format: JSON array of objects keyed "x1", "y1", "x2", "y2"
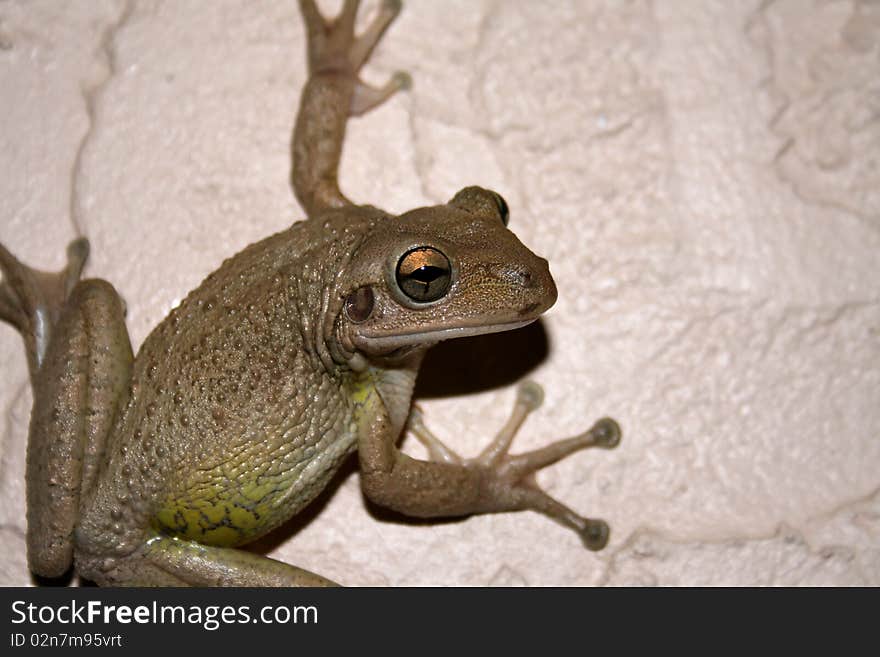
[
  {"x1": 397, "y1": 248, "x2": 451, "y2": 302},
  {"x1": 408, "y1": 265, "x2": 444, "y2": 295}
]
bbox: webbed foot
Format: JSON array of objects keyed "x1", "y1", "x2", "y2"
[{"x1": 409, "y1": 381, "x2": 621, "y2": 550}]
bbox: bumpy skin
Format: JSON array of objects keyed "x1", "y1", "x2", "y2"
[
  {"x1": 77, "y1": 214, "x2": 375, "y2": 584},
  {"x1": 0, "y1": 1, "x2": 620, "y2": 586}
]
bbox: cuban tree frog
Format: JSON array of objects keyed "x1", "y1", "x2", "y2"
[{"x1": 0, "y1": 0, "x2": 620, "y2": 586}]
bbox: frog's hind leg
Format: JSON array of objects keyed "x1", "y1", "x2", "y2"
[
  {"x1": 144, "y1": 536, "x2": 337, "y2": 586},
  {"x1": 77, "y1": 535, "x2": 336, "y2": 586},
  {"x1": 0, "y1": 240, "x2": 133, "y2": 577},
  {"x1": 293, "y1": 0, "x2": 410, "y2": 215}
]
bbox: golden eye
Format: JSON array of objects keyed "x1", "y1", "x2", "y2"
[{"x1": 395, "y1": 247, "x2": 452, "y2": 302}]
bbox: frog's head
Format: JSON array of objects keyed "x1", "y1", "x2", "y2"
[{"x1": 331, "y1": 186, "x2": 557, "y2": 363}]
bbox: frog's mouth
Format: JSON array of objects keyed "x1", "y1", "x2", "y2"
[{"x1": 352, "y1": 317, "x2": 537, "y2": 353}]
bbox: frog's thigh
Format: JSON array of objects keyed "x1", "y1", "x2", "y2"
[
  {"x1": 27, "y1": 279, "x2": 132, "y2": 578},
  {"x1": 99, "y1": 537, "x2": 336, "y2": 586}
]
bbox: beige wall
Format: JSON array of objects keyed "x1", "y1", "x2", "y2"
[{"x1": 1, "y1": 0, "x2": 877, "y2": 585}]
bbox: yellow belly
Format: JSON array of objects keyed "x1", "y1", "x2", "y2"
[{"x1": 153, "y1": 478, "x2": 281, "y2": 547}]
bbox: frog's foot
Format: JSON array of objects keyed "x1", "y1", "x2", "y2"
[
  {"x1": 299, "y1": 0, "x2": 410, "y2": 116},
  {"x1": 0, "y1": 238, "x2": 89, "y2": 377},
  {"x1": 409, "y1": 381, "x2": 621, "y2": 550}
]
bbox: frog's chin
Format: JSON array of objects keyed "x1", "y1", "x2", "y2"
[{"x1": 352, "y1": 318, "x2": 536, "y2": 354}]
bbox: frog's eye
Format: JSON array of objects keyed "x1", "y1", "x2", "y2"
[
  {"x1": 489, "y1": 191, "x2": 509, "y2": 226},
  {"x1": 395, "y1": 247, "x2": 452, "y2": 303},
  {"x1": 448, "y1": 186, "x2": 509, "y2": 226}
]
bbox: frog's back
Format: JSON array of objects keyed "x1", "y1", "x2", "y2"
[{"x1": 79, "y1": 209, "x2": 379, "y2": 554}]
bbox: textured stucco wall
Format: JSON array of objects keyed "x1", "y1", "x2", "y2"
[{"x1": 1, "y1": 0, "x2": 877, "y2": 586}]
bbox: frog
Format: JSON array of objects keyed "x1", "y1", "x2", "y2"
[{"x1": 0, "y1": 0, "x2": 620, "y2": 586}]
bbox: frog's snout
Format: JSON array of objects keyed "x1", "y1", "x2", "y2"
[{"x1": 526, "y1": 255, "x2": 558, "y2": 314}]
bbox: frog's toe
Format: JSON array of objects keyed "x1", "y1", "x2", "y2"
[
  {"x1": 298, "y1": 0, "x2": 331, "y2": 31},
  {"x1": 392, "y1": 71, "x2": 412, "y2": 91},
  {"x1": 350, "y1": 72, "x2": 411, "y2": 116},
  {"x1": 592, "y1": 417, "x2": 621, "y2": 449},
  {"x1": 479, "y1": 473, "x2": 614, "y2": 551},
  {"x1": 516, "y1": 380, "x2": 544, "y2": 412},
  {"x1": 579, "y1": 519, "x2": 610, "y2": 551},
  {"x1": 66, "y1": 237, "x2": 90, "y2": 269},
  {"x1": 0, "y1": 237, "x2": 90, "y2": 374},
  {"x1": 348, "y1": 0, "x2": 406, "y2": 71}
]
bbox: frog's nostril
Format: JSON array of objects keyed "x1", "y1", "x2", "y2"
[{"x1": 501, "y1": 266, "x2": 532, "y2": 287}]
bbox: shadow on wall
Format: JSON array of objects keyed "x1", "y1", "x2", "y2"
[{"x1": 415, "y1": 319, "x2": 551, "y2": 399}]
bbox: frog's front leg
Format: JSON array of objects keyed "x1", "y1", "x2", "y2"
[
  {"x1": 292, "y1": 0, "x2": 410, "y2": 215},
  {"x1": 359, "y1": 382, "x2": 621, "y2": 550}
]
